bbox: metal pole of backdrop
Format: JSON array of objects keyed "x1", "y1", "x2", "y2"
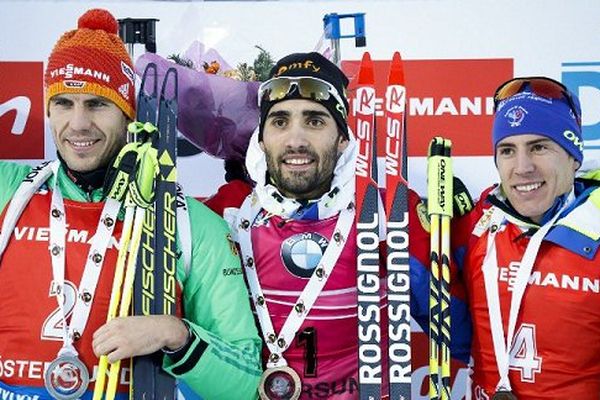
[
  {"x1": 118, "y1": 18, "x2": 159, "y2": 59},
  {"x1": 322, "y1": 13, "x2": 366, "y2": 65}
]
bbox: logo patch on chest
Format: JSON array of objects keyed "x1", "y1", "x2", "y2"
[{"x1": 281, "y1": 232, "x2": 329, "y2": 278}]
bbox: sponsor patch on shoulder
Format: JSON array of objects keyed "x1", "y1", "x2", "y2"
[
  {"x1": 226, "y1": 233, "x2": 239, "y2": 256},
  {"x1": 473, "y1": 207, "x2": 494, "y2": 237}
]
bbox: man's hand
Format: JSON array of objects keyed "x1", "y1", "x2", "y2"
[{"x1": 92, "y1": 315, "x2": 189, "y2": 363}]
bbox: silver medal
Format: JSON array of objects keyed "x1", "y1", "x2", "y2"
[{"x1": 44, "y1": 354, "x2": 89, "y2": 400}]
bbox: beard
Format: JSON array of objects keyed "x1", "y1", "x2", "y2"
[{"x1": 265, "y1": 143, "x2": 340, "y2": 200}]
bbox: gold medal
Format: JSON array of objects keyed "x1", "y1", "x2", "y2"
[{"x1": 258, "y1": 365, "x2": 301, "y2": 400}]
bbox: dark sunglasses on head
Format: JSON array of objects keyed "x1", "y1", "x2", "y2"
[
  {"x1": 494, "y1": 76, "x2": 581, "y2": 126},
  {"x1": 258, "y1": 76, "x2": 347, "y2": 116}
]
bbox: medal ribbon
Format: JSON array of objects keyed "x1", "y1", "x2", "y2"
[
  {"x1": 48, "y1": 161, "x2": 121, "y2": 356},
  {"x1": 0, "y1": 161, "x2": 54, "y2": 258},
  {"x1": 237, "y1": 194, "x2": 354, "y2": 368},
  {"x1": 482, "y1": 193, "x2": 572, "y2": 392}
]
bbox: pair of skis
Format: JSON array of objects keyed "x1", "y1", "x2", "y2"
[
  {"x1": 354, "y1": 52, "x2": 411, "y2": 400},
  {"x1": 132, "y1": 63, "x2": 179, "y2": 400},
  {"x1": 93, "y1": 64, "x2": 179, "y2": 400}
]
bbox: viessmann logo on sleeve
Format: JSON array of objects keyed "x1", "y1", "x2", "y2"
[
  {"x1": 0, "y1": 62, "x2": 44, "y2": 159},
  {"x1": 343, "y1": 58, "x2": 514, "y2": 156}
]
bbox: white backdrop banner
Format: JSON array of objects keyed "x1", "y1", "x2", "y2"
[{"x1": 1, "y1": 1, "x2": 600, "y2": 398}]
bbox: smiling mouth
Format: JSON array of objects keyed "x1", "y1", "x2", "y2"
[
  {"x1": 283, "y1": 157, "x2": 314, "y2": 166},
  {"x1": 66, "y1": 139, "x2": 100, "y2": 149},
  {"x1": 514, "y1": 182, "x2": 544, "y2": 193}
]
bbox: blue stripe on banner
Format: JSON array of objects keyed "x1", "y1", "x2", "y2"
[{"x1": 561, "y1": 62, "x2": 600, "y2": 67}]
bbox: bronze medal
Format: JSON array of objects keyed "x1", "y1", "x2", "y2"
[
  {"x1": 492, "y1": 390, "x2": 518, "y2": 400},
  {"x1": 258, "y1": 365, "x2": 301, "y2": 400}
]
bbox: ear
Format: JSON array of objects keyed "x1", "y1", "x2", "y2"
[
  {"x1": 337, "y1": 135, "x2": 349, "y2": 154},
  {"x1": 259, "y1": 141, "x2": 266, "y2": 152}
]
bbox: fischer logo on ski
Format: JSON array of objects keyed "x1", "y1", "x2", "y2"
[{"x1": 132, "y1": 64, "x2": 178, "y2": 400}]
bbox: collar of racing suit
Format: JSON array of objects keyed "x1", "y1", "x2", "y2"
[
  {"x1": 244, "y1": 126, "x2": 357, "y2": 220},
  {"x1": 485, "y1": 173, "x2": 600, "y2": 259}
]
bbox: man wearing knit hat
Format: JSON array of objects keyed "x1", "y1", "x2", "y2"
[
  {"x1": 0, "y1": 8, "x2": 261, "y2": 400},
  {"x1": 408, "y1": 77, "x2": 600, "y2": 398},
  {"x1": 204, "y1": 52, "x2": 393, "y2": 399}
]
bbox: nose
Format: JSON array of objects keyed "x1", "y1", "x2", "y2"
[
  {"x1": 284, "y1": 121, "x2": 309, "y2": 149},
  {"x1": 514, "y1": 149, "x2": 535, "y2": 175},
  {"x1": 68, "y1": 104, "x2": 93, "y2": 131}
]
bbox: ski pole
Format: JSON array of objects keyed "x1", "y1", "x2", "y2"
[
  {"x1": 93, "y1": 141, "x2": 143, "y2": 400},
  {"x1": 93, "y1": 125, "x2": 159, "y2": 400},
  {"x1": 104, "y1": 204, "x2": 148, "y2": 400},
  {"x1": 427, "y1": 137, "x2": 453, "y2": 400},
  {"x1": 93, "y1": 207, "x2": 134, "y2": 400}
]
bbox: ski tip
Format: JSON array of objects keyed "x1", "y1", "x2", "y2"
[
  {"x1": 360, "y1": 51, "x2": 373, "y2": 63},
  {"x1": 388, "y1": 51, "x2": 405, "y2": 85},
  {"x1": 357, "y1": 51, "x2": 375, "y2": 84}
]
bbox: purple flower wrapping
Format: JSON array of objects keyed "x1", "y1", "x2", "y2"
[{"x1": 136, "y1": 52, "x2": 260, "y2": 161}]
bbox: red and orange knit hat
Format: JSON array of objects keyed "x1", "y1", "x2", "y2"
[{"x1": 44, "y1": 9, "x2": 136, "y2": 120}]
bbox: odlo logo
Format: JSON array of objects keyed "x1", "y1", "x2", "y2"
[{"x1": 563, "y1": 130, "x2": 584, "y2": 152}]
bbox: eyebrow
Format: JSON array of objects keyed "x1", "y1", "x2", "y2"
[
  {"x1": 497, "y1": 138, "x2": 552, "y2": 148},
  {"x1": 526, "y1": 138, "x2": 552, "y2": 146},
  {"x1": 266, "y1": 109, "x2": 332, "y2": 119},
  {"x1": 50, "y1": 95, "x2": 107, "y2": 104},
  {"x1": 302, "y1": 110, "x2": 332, "y2": 119},
  {"x1": 50, "y1": 95, "x2": 71, "y2": 103},
  {"x1": 266, "y1": 110, "x2": 290, "y2": 119}
]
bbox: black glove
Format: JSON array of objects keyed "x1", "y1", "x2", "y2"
[{"x1": 453, "y1": 176, "x2": 474, "y2": 217}]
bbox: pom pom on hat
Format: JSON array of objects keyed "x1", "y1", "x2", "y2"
[
  {"x1": 44, "y1": 8, "x2": 136, "y2": 120},
  {"x1": 78, "y1": 9, "x2": 119, "y2": 34}
]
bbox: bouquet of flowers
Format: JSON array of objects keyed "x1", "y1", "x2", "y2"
[{"x1": 135, "y1": 42, "x2": 274, "y2": 161}]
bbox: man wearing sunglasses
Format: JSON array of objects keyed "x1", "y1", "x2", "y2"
[
  {"x1": 410, "y1": 77, "x2": 600, "y2": 398},
  {"x1": 209, "y1": 52, "x2": 388, "y2": 399}
]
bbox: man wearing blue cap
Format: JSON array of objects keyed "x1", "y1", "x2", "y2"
[{"x1": 411, "y1": 77, "x2": 600, "y2": 399}]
